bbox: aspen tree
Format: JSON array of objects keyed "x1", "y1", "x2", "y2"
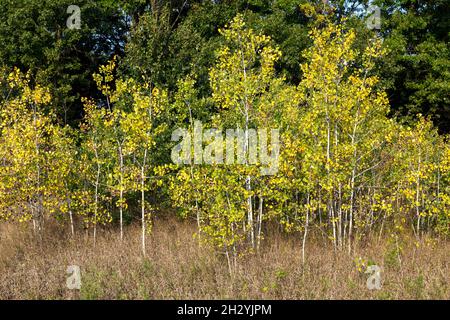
[
  {"x1": 45, "y1": 125, "x2": 78, "y2": 236},
  {"x1": 170, "y1": 15, "x2": 289, "y2": 272},
  {"x1": 209, "y1": 14, "x2": 283, "y2": 250},
  {"x1": 280, "y1": 12, "x2": 394, "y2": 253},
  {"x1": 94, "y1": 58, "x2": 132, "y2": 241},
  {"x1": 119, "y1": 78, "x2": 169, "y2": 256},
  {"x1": 0, "y1": 69, "x2": 51, "y2": 231},
  {"x1": 80, "y1": 99, "x2": 113, "y2": 244}
]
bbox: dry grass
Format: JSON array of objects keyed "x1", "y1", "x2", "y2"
[{"x1": 0, "y1": 217, "x2": 448, "y2": 300}]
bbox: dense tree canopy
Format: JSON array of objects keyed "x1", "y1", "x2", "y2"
[
  {"x1": 374, "y1": 0, "x2": 450, "y2": 133},
  {"x1": 0, "y1": 0, "x2": 129, "y2": 123},
  {"x1": 1, "y1": 0, "x2": 447, "y2": 131},
  {"x1": 0, "y1": 1, "x2": 449, "y2": 266}
]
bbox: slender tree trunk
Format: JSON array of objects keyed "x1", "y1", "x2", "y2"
[
  {"x1": 225, "y1": 247, "x2": 233, "y2": 277},
  {"x1": 416, "y1": 154, "x2": 421, "y2": 237},
  {"x1": 337, "y1": 183, "x2": 342, "y2": 248},
  {"x1": 141, "y1": 150, "x2": 147, "y2": 257},
  {"x1": 239, "y1": 33, "x2": 254, "y2": 250},
  {"x1": 141, "y1": 180, "x2": 146, "y2": 256},
  {"x1": 68, "y1": 198, "x2": 74, "y2": 237},
  {"x1": 188, "y1": 105, "x2": 201, "y2": 243},
  {"x1": 65, "y1": 182, "x2": 74, "y2": 237},
  {"x1": 244, "y1": 112, "x2": 254, "y2": 249},
  {"x1": 118, "y1": 145, "x2": 124, "y2": 242},
  {"x1": 231, "y1": 221, "x2": 237, "y2": 271},
  {"x1": 257, "y1": 195, "x2": 263, "y2": 252},
  {"x1": 246, "y1": 176, "x2": 254, "y2": 249},
  {"x1": 348, "y1": 108, "x2": 360, "y2": 253},
  {"x1": 94, "y1": 145, "x2": 101, "y2": 247},
  {"x1": 348, "y1": 173, "x2": 355, "y2": 254},
  {"x1": 33, "y1": 104, "x2": 42, "y2": 235},
  {"x1": 32, "y1": 207, "x2": 37, "y2": 234},
  {"x1": 302, "y1": 192, "x2": 310, "y2": 265},
  {"x1": 326, "y1": 112, "x2": 337, "y2": 251},
  {"x1": 348, "y1": 137, "x2": 357, "y2": 253}
]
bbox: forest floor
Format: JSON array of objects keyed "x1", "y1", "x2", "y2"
[{"x1": 0, "y1": 217, "x2": 448, "y2": 300}]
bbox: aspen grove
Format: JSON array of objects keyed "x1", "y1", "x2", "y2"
[{"x1": 0, "y1": 13, "x2": 449, "y2": 274}]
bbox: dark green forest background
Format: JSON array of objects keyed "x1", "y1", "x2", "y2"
[{"x1": 0, "y1": 0, "x2": 448, "y2": 132}]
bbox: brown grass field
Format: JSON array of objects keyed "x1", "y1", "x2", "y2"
[{"x1": 0, "y1": 217, "x2": 448, "y2": 300}]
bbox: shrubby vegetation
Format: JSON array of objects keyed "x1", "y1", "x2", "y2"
[{"x1": 1, "y1": 7, "x2": 449, "y2": 275}]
